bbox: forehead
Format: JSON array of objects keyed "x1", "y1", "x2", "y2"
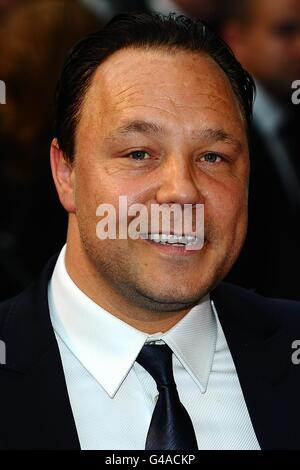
[{"x1": 79, "y1": 47, "x2": 245, "y2": 137}]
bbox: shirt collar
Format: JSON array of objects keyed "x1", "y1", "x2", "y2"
[
  {"x1": 48, "y1": 245, "x2": 217, "y2": 398},
  {"x1": 157, "y1": 299, "x2": 217, "y2": 393}
]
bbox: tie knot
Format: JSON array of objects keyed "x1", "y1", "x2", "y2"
[{"x1": 136, "y1": 343, "x2": 176, "y2": 388}]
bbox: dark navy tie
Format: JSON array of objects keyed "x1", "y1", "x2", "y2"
[{"x1": 136, "y1": 343, "x2": 198, "y2": 450}]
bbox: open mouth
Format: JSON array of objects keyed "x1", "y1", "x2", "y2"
[{"x1": 140, "y1": 233, "x2": 202, "y2": 248}]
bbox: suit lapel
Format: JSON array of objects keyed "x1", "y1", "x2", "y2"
[
  {"x1": 211, "y1": 283, "x2": 300, "y2": 450},
  {"x1": 0, "y1": 255, "x2": 80, "y2": 449}
]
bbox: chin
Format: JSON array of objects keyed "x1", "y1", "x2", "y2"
[{"x1": 136, "y1": 280, "x2": 212, "y2": 310}]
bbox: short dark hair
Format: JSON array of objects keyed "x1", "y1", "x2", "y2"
[{"x1": 54, "y1": 12, "x2": 255, "y2": 161}]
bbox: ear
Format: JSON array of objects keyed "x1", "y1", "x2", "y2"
[{"x1": 50, "y1": 138, "x2": 76, "y2": 213}]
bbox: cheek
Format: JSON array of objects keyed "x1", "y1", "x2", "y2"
[
  {"x1": 74, "y1": 161, "x2": 113, "y2": 208},
  {"x1": 74, "y1": 167, "x2": 149, "y2": 235},
  {"x1": 74, "y1": 172, "x2": 98, "y2": 214},
  {"x1": 73, "y1": 169, "x2": 105, "y2": 230},
  {"x1": 204, "y1": 178, "x2": 248, "y2": 233}
]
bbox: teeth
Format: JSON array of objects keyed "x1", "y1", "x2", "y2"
[{"x1": 146, "y1": 233, "x2": 199, "y2": 246}]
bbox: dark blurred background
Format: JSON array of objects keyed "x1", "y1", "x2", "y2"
[{"x1": 0, "y1": 0, "x2": 299, "y2": 300}]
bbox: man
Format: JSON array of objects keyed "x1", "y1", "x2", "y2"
[
  {"x1": 0, "y1": 12, "x2": 299, "y2": 450},
  {"x1": 221, "y1": 0, "x2": 300, "y2": 299}
]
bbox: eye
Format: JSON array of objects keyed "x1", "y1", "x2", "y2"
[
  {"x1": 201, "y1": 152, "x2": 222, "y2": 164},
  {"x1": 129, "y1": 150, "x2": 150, "y2": 161}
]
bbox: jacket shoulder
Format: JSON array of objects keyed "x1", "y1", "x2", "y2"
[
  {"x1": 213, "y1": 282, "x2": 300, "y2": 328},
  {"x1": 0, "y1": 294, "x2": 20, "y2": 335},
  {"x1": 0, "y1": 254, "x2": 58, "y2": 338}
]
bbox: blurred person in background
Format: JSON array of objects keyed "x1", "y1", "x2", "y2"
[
  {"x1": 82, "y1": 0, "x2": 223, "y2": 29},
  {"x1": 221, "y1": 0, "x2": 300, "y2": 299},
  {"x1": 0, "y1": 0, "x2": 21, "y2": 20},
  {"x1": 0, "y1": 0, "x2": 103, "y2": 299}
]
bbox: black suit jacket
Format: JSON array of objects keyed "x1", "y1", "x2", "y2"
[{"x1": 0, "y1": 255, "x2": 300, "y2": 449}]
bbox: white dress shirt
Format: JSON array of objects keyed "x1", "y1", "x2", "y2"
[{"x1": 48, "y1": 245, "x2": 260, "y2": 450}]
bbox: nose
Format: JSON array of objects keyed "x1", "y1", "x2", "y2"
[{"x1": 155, "y1": 154, "x2": 202, "y2": 206}]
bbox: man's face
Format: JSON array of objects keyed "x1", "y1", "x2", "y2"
[
  {"x1": 237, "y1": 0, "x2": 300, "y2": 92},
  {"x1": 71, "y1": 48, "x2": 249, "y2": 311}
]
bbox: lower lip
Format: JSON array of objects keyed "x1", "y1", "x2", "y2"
[{"x1": 141, "y1": 238, "x2": 203, "y2": 256}]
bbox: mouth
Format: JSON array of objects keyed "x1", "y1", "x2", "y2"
[{"x1": 140, "y1": 233, "x2": 204, "y2": 255}]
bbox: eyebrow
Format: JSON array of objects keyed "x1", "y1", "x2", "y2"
[
  {"x1": 191, "y1": 127, "x2": 243, "y2": 151},
  {"x1": 104, "y1": 119, "x2": 243, "y2": 151},
  {"x1": 104, "y1": 120, "x2": 166, "y2": 142}
]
